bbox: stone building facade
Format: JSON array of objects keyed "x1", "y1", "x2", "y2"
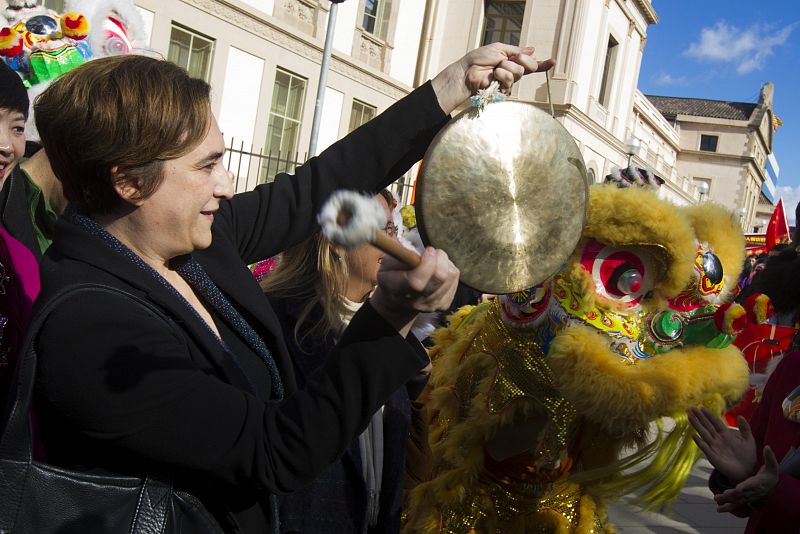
[{"x1": 14, "y1": 0, "x2": 779, "y2": 214}]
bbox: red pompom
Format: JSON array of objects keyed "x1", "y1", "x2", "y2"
[{"x1": 0, "y1": 27, "x2": 23, "y2": 58}]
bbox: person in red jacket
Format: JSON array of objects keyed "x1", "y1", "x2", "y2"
[{"x1": 689, "y1": 349, "x2": 800, "y2": 534}]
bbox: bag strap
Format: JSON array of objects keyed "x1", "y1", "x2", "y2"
[
  {"x1": 130, "y1": 477, "x2": 172, "y2": 534},
  {"x1": 0, "y1": 283, "x2": 179, "y2": 533}
]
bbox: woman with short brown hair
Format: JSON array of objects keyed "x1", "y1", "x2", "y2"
[{"x1": 28, "y1": 46, "x2": 552, "y2": 532}]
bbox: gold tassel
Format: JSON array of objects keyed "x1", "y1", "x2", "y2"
[{"x1": 570, "y1": 395, "x2": 726, "y2": 511}]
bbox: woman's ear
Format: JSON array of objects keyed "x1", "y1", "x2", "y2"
[
  {"x1": 111, "y1": 166, "x2": 146, "y2": 206},
  {"x1": 332, "y1": 245, "x2": 346, "y2": 263}
]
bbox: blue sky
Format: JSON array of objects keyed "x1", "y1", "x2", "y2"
[{"x1": 638, "y1": 1, "x2": 799, "y2": 223}]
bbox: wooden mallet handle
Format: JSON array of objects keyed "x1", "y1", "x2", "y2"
[{"x1": 373, "y1": 231, "x2": 421, "y2": 268}]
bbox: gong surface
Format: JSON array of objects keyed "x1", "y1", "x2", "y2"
[{"x1": 416, "y1": 101, "x2": 588, "y2": 294}]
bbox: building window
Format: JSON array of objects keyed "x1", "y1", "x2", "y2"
[
  {"x1": 699, "y1": 134, "x2": 719, "y2": 152},
  {"x1": 349, "y1": 100, "x2": 377, "y2": 132},
  {"x1": 168, "y1": 24, "x2": 214, "y2": 82},
  {"x1": 482, "y1": 1, "x2": 525, "y2": 46},
  {"x1": 263, "y1": 68, "x2": 307, "y2": 181},
  {"x1": 37, "y1": 0, "x2": 64, "y2": 11},
  {"x1": 598, "y1": 35, "x2": 619, "y2": 108},
  {"x1": 362, "y1": 0, "x2": 392, "y2": 40}
]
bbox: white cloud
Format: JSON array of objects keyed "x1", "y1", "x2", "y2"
[
  {"x1": 685, "y1": 21, "x2": 798, "y2": 75},
  {"x1": 653, "y1": 72, "x2": 687, "y2": 86},
  {"x1": 778, "y1": 185, "x2": 800, "y2": 226}
]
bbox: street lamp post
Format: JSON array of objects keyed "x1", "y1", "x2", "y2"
[
  {"x1": 738, "y1": 207, "x2": 748, "y2": 228},
  {"x1": 697, "y1": 181, "x2": 709, "y2": 202},
  {"x1": 625, "y1": 137, "x2": 641, "y2": 168},
  {"x1": 308, "y1": 0, "x2": 346, "y2": 158}
]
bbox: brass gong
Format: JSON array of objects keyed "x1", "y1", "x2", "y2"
[{"x1": 416, "y1": 101, "x2": 589, "y2": 294}]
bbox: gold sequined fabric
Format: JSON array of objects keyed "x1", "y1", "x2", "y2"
[
  {"x1": 478, "y1": 304, "x2": 576, "y2": 456},
  {"x1": 437, "y1": 477, "x2": 607, "y2": 533},
  {"x1": 425, "y1": 303, "x2": 600, "y2": 533}
]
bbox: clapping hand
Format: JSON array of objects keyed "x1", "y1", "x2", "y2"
[
  {"x1": 714, "y1": 446, "x2": 780, "y2": 513},
  {"x1": 688, "y1": 407, "x2": 757, "y2": 484}
]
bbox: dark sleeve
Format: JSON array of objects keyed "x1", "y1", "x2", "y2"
[
  {"x1": 35, "y1": 293, "x2": 428, "y2": 494},
  {"x1": 756, "y1": 473, "x2": 800, "y2": 522},
  {"x1": 750, "y1": 353, "x2": 800, "y2": 453},
  {"x1": 404, "y1": 401, "x2": 432, "y2": 491},
  {"x1": 212, "y1": 82, "x2": 449, "y2": 264}
]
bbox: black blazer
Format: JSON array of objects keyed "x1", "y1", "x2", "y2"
[
  {"x1": 31, "y1": 82, "x2": 448, "y2": 533},
  {"x1": 270, "y1": 296, "x2": 413, "y2": 534}
]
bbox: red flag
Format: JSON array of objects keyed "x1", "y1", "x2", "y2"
[{"x1": 766, "y1": 198, "x2": 790, "y2": 250}]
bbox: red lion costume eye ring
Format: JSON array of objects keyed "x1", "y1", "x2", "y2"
[{"x1": 580, "y1": 240, "x2": 656, "y2": 306}]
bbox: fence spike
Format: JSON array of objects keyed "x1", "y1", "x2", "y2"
[
  {"x1": 236, "y1": 140, "x2": 245, "y2": 185},
  {"x1": 255, "y1": 145, "x2": 263, "y2": 185}
]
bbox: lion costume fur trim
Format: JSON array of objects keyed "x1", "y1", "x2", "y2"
[{"x1": 548, "y1": 323, "x2": 748, "y2": 435}]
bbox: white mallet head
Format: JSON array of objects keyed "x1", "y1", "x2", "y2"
[{"x1": 318, "y1": 190, "x2": 386, "y2": 247}]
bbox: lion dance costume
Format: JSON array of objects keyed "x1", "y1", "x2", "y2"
[
  {"x1": 405, "y1": 174, "x2": 754, "y2": 533},
  {"x1": 1, "y1": 0, "x2": 147, "y2": 137}
]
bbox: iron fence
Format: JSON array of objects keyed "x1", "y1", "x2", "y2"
[
  {"x1": 225, "y1": 139, "x2": 306, "y2": 193},
  {"x1": 225, "y1": 138, "x2": 419, "y2": 206}
]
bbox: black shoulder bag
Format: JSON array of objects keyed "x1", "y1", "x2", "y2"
[{"x1": 0, "y1": 284, "x2": 224, "y2": 534}]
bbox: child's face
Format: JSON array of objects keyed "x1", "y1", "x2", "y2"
[{"x1": 0, "y1": 107, "x2": 26, "y2": 183}]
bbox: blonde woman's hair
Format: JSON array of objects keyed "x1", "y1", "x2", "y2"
[
  {"x1": 261, "y1": 232, "x2": 349, "y2": 349},
  {"x1": 262, "y1": 189, "x2": 393, "y2": 349}
]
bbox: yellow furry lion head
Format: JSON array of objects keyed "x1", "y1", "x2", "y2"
[{"x1": 500, "y1": 184, "x2": 745, "y2": 366}]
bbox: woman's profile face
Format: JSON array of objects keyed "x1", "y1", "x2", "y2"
[
  {"x1": 133, "y1": 111, "x2": 234, "y2": 259},
  {"x1": 345, "y1": 194, "x2": 393, "y2": 296}
]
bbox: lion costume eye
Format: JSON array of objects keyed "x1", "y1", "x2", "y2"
[
  {"x1": 702, "y1": 251, "x2": 723, "y2": 285},
  {"x1": 610, "y1": 264, "x2": 643, "y2": 296},
  {"x1": 580, "y1": 240, "x2": 657, "y2": 306},
  {"x1": 25, "y1": 15, "x2": 59, "y2": 37},
  {"x1": 102, "y1": 17, "x2": 132, "y2": 56},
  {"x1": 689, "y1": 245, "x2": 726, "y2": 298}
]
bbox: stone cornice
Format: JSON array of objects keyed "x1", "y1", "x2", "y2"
[
  {"x1": 682, "y1": 150, "x2": 755, "y2": 164},
  {"x1": 675, "y1": 114, "x2": 749, "y2": 127},
  {"x1": 634, "y1": 0, "x2": 658, "y2": 24},
  {"x1": 612, "y1": 0, "x2": 648, "y2": 39},
  {"x1": 560, "y1": 102, "x2": 627, "y2": 154},
  {"x1": 180, "y1": 0, "x2": 411, "y2": 100},
  {"x1": 682, "y1": 150, "x2": 767, "y2": 181}
]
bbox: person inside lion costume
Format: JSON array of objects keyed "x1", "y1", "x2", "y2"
[{"x1": 404, "y1": 169, "x2": 754, "y2": 533}]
